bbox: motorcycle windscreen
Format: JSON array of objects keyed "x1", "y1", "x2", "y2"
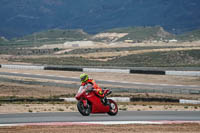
[
  {"x1": 77, "y1": 86, "x2": 84, "y2": 94},
  {"x1": 75, "y1": 86, "x2": 85, "y2": 100}
]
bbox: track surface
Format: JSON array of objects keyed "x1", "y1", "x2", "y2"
[
  {"x1": 0, "y1": 72, "x2": 199, "y2": 89},
  {"x1": 0, "y1": 111, "x2": 200, "y2": 124}
]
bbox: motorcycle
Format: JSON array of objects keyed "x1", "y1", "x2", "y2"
[{"x1": 75, "y1": 85, "x2": 118, "y2": 116}]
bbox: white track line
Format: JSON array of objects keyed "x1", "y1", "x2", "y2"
[{"x1": 0, "y1": 121, "x2": 200, "y2": 127}]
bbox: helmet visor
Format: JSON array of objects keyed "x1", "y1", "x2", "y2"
[{"x1": 81, "y1": 75, "x2": 87, "y2": 82}]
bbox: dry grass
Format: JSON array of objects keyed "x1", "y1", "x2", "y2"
[
  {"x1": 2, "y1": 41, "x2": 200, "y2": 61},
  {"x1": 0, "y1": 82, "x2": 76, "y2": 98},
  {"x1": 11, "y1": 47, "x2": 200, "y2": 60},
  {"x1": 0, "y1": 102, "x2": 200, "y2": 114}
]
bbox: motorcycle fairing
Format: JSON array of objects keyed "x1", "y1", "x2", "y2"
[{"x1": 86, "y1": 91, "x2": 110, "y2": 113}]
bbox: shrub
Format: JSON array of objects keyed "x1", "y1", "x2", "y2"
[
  {"x1": 53, "y1": 48, "x2": 60, "y2": 51},
  {"x1": 119, "y1": 107, "x2": 127, "y2": 111},
  {"x1": 57, "y1": 108, "x2": 64, "y2": 111}
]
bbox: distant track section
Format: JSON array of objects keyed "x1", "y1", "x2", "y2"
[{"x1": 0, "y1": 72, "x2": 200, "y2": 93}]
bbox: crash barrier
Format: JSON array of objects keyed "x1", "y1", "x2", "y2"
[
  {"x1": 179, "y1": 99, "x2": 200, "y2": 104},
  {"x1": 44, "y1": 66, "x2": 83, "y2": 71},
  {"x1": 59, "y1": 98, "x2": 200, "y2": 104},
  {"x1": 0, "y1": 97, "x2": 199, "y2": 105},
  {"x1": 83, "y1": 68, "x2": 166, "y2": 75},
  {"x1": 166, "y1": 71, "x2": 200, "y2": 77},
  {"x1": 1, "y1": 64, "x2": 44, "y2": 70},
  {"x1": 83, "y1": 68, "x2": 130, "y2": 73},
  {"x1": 111, "y1": 87, "x2": 200, "y2": 95},
  {"x1": 0, "y1": 64, "x2": 200, "y2": 76},
  {"x1": 130, "y1": 97, "x2": 179, "y2": 102},
  {"x1": 130, "y1": 69, "x2": 165, "y2": 75}
]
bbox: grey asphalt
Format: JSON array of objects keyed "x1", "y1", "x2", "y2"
[
  {"x1": 0, "y1": 111, "x2": 200, "y2": 124},
  {"x1": 0, "y1": 72, "x2": 199, "y2": 89}
]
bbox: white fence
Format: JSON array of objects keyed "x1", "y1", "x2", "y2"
[
  {"x1": 179, "y1": 99, "x2": 200, "y2": 104},
  {"x1": 166, "y1": 71, "x2": 200, "y2": 77},
  {"x1": 1, "y1": 64, "x2": 44, "y2": 70},
  {"x1": 83, "y1": 68, "x2": 130, "y2": 73}
]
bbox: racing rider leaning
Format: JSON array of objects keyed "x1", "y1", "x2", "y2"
[{"x1": 80, "y1": 73, "x2": 107, "y2": 104}]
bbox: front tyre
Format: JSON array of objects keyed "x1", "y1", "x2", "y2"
[
  {"x1": 77, "y1": 100, "x2": 91, "y2": 116},
  {"x1": 107, "y1": 99, "x2": 118, "y2": 116}
]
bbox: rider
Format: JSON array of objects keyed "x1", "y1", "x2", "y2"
[{"x1": 80, "y1": 73, "x2": 107, "y2": 104}]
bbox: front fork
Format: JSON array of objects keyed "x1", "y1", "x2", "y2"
[{"x1": 82, "y1": 99, "x2": 89, "y2": 108}]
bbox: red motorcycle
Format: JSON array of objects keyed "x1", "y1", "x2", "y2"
[{"x1": 75, "y1": 85, "x2": 118, "y2": 116}]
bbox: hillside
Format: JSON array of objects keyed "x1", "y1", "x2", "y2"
[
  {"x1": 1, "y1": 26, "x2": 200, "y2": 46},
  {"x1": 0, "y1": 0, "x2": 200, "y2": 38},
  {"x1": 13, "y1": 29, "x2": 90, "y2": 44},
  {"x1": 0, "y1": 29, "x2": 89, "y2": 46},
  {"x1": 176, "y1": 29, "x2": 200, "y2": 41},
  {"x1": 104, "y1": 26, "x2": 174, "y2": 42},
  {"x1": 0, "y1": 36, "x2": 8, "y2": 42}
]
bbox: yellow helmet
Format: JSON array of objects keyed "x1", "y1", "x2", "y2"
[{"x1": 80, "y1": 73, "x2": 89, "y2": 83}]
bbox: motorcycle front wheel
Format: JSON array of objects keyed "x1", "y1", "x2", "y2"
[
  {"x1": 107, "y1": 99, "x2": 118, "y2": 116},
  {"x1": 77, "y1": 100, "x2": 91, "y2": 116}
]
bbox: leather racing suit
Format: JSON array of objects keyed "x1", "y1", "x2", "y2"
[{"x1": 81, "y1": 79, "x2": 104, "y2": 98}]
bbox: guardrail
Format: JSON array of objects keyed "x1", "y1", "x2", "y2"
[
  {"x1": 166, "y1": 71, "x2": 200, "y2": 77},
  {"x1": 60, "y1": 97, "x2": 200, "y2": 104},
  {"x1": 1, "y1": 64, "x2": 44, "y2": 70},
  {"x1": 111, "y1": 87, "x2": 200, "y2": 94},
  {"x1": 44, "y1": 66, "x2": 83, "y2": 71},
  {"x1": 179, "y1": 99, "x2": 200, "y2": 104},
  {"x1": 0, "y1": 97, "x2": 199, "y2": 104},
  {"x1": 83, "y1": 68, "x2": 130, "y2": 73},
  {"x1": 130, "y1": 69, "x2": 165, "y2": 75},
  {"x1": 0, "y1": 64, "x2": 200, "y2": 77}
]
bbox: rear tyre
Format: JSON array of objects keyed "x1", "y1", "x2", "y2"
[
  {"x1": 107, "y1": 99, "x2": 118, "y2": 116},
  {"x1": 77, "y1": 100, "x2": 91, "y2": 116}
]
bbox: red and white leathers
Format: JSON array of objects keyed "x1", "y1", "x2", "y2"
[{"x1": 81, "y1": 79, "x2": 104, "y2": 98}]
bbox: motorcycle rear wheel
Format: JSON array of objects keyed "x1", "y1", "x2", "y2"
[
  {"x1": 107, "y1": 99, "x2": 118, "y2": 116},
  {"x1": 77, "y1": 100, "x2": 91, "y2": 116}
]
